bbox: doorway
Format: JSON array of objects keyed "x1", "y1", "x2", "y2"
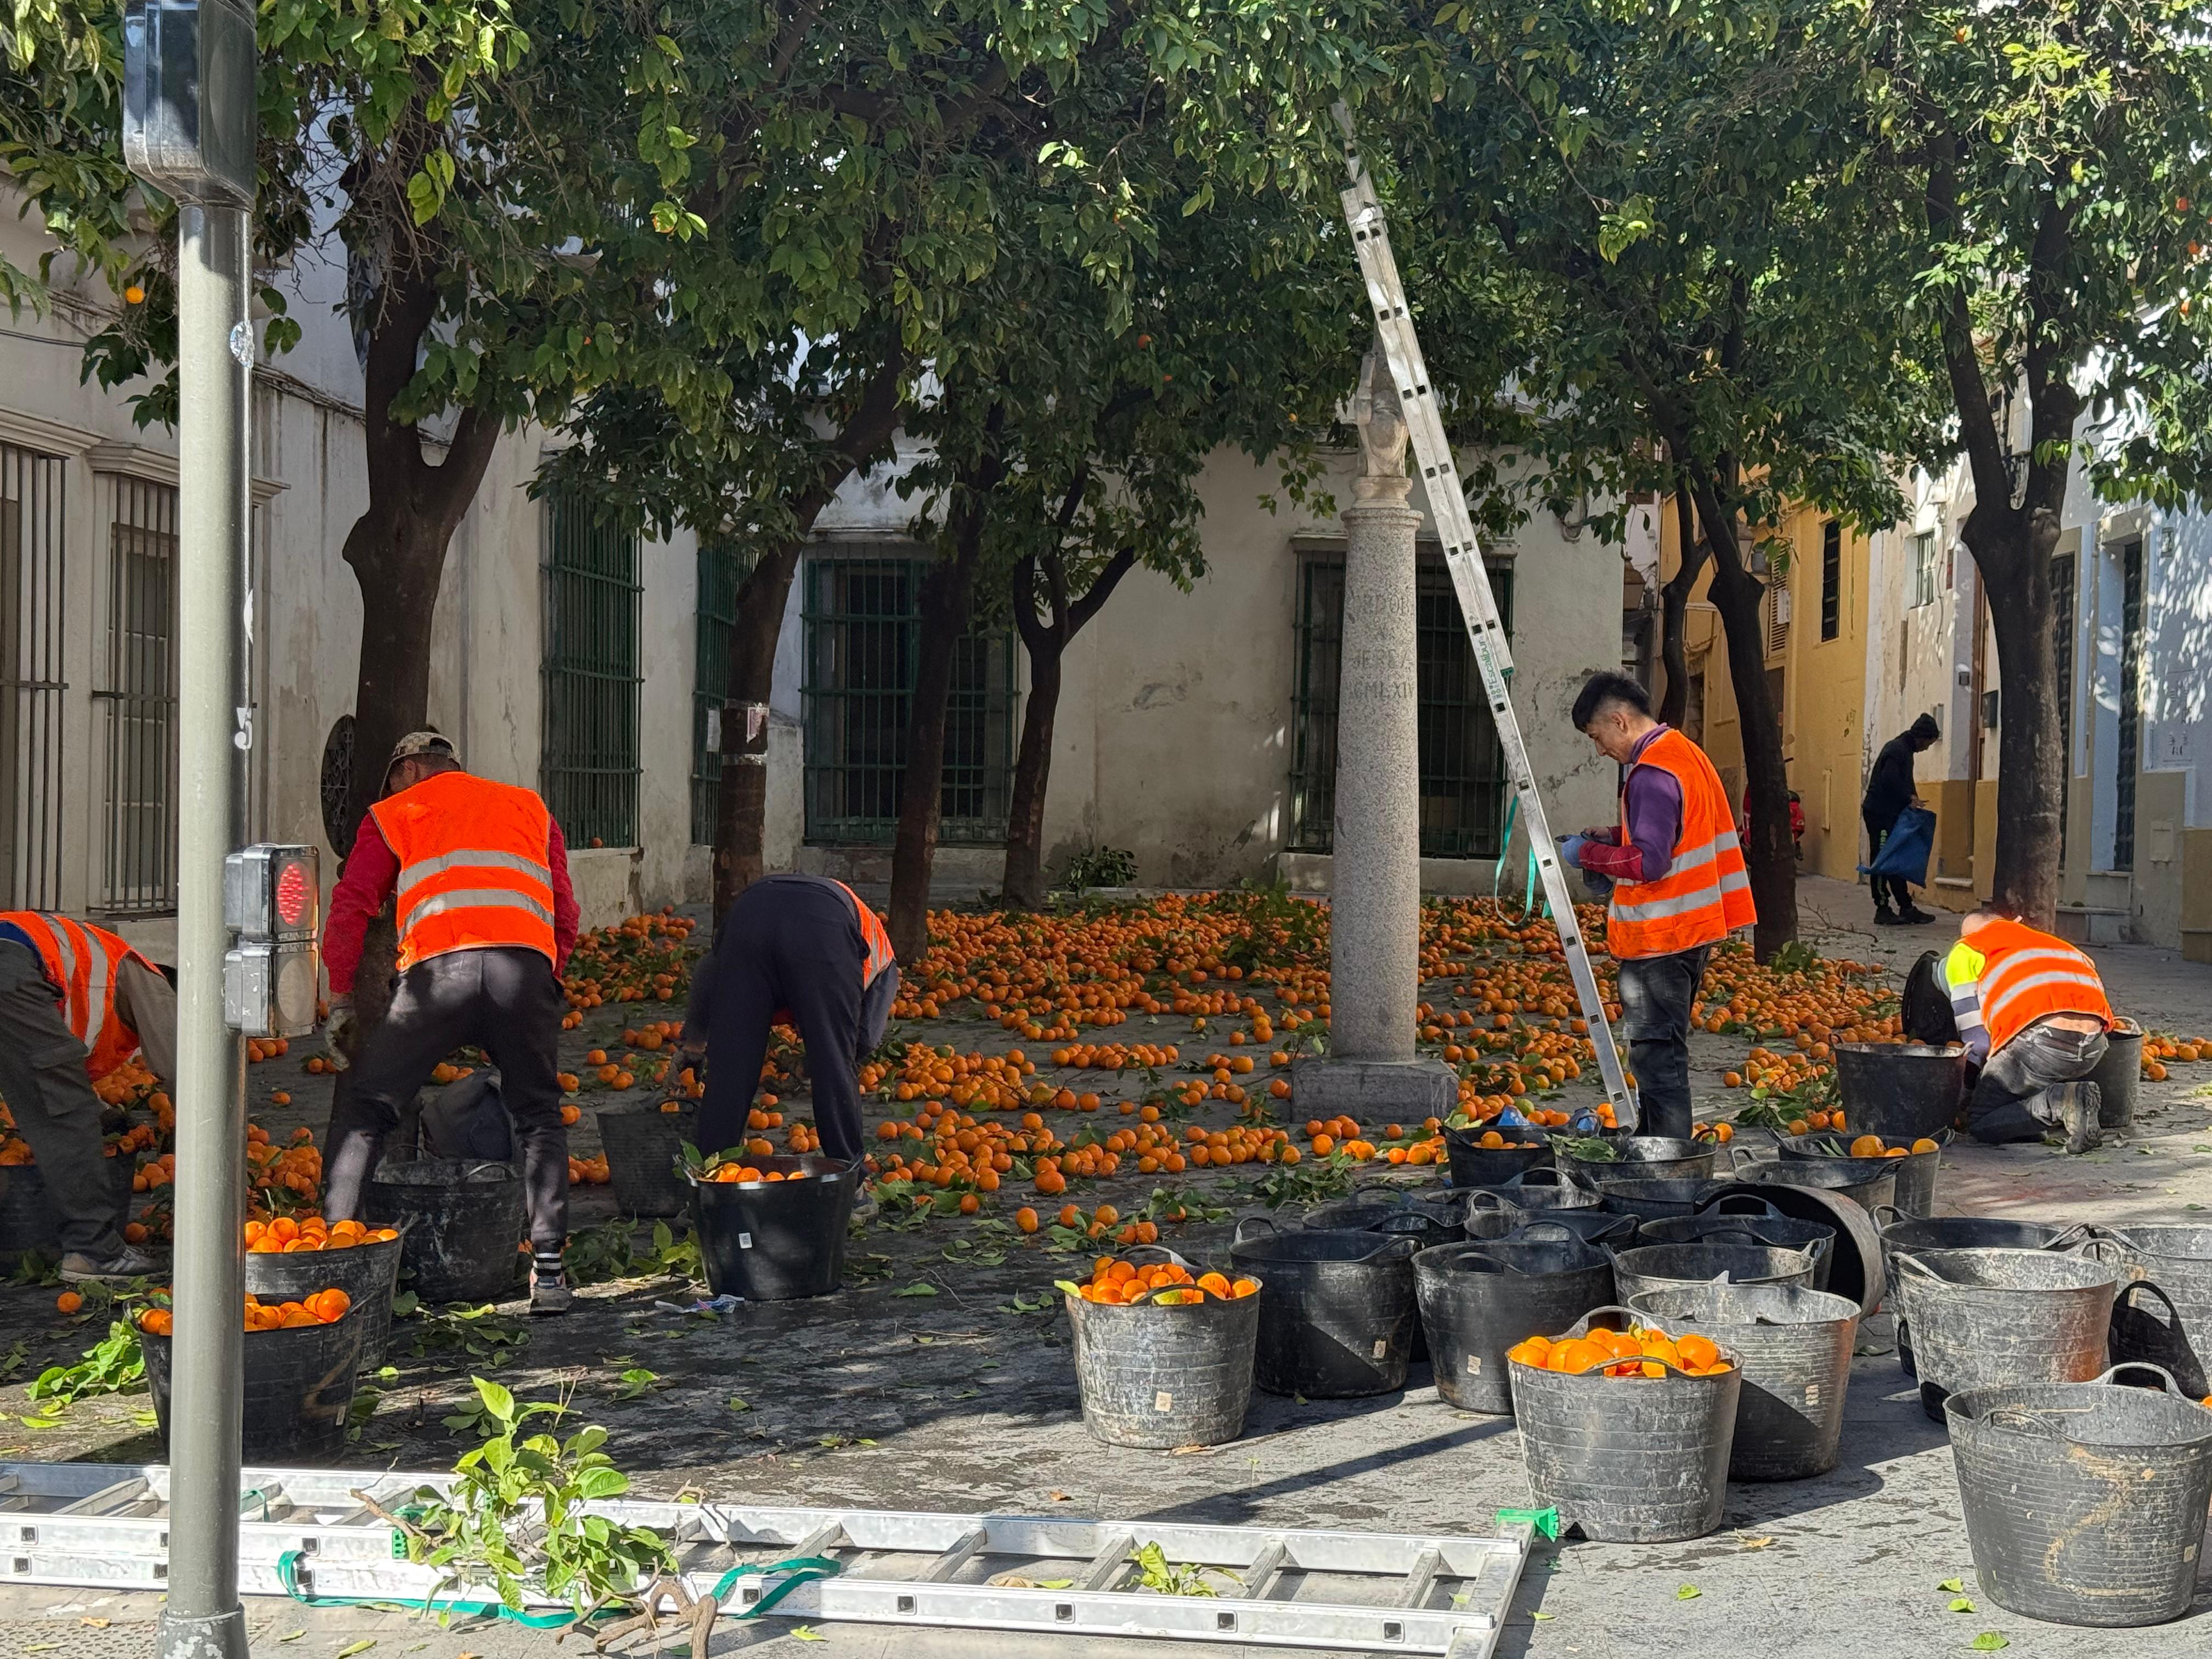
[{"x1": 2114, "y1": 539, "x2": 2143, "y2": 871}]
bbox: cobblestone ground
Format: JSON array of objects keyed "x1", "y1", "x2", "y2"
[{"x1": 4, "y1": 876, "x2": 2211, "y2": 1658}]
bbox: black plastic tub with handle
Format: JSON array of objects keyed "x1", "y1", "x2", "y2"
[
  {"x1": 2099, "y1": 1222, "x2": 2212, "y2": 1397},
  {"x1": 245, "y1": 1233, "x2": 404, "y2": 1367},
  {"x1": 596, "y1": 1100, "x2": 698, "y2": 1217},
  {"x1": 1636, "y1": 1207, "x2": 1836, "y2": 1291},
  {"x1": 1065, "y1": 1246, "x2": 1260, "y2": 1448},
  {"x1": 1465, "y1": 1205, "x2": 1638, "y2": 1246},
  {"x1": 365, "y1": 1158, "x2": 523, "y2": 1305},
  {"x1": 143, "y1": 1308, "x2": 366, "y2": 1459},
  {"x1": 2089, "y1": 1019, "x2": 2144, "y2": 1130},
  {"x1": 1606, "y1": 1238, "x2": 1820, "y2": 1304},
  {"x1": 1559, "y1": 1136, "x2": 1719, "y2": 1188},
  {"x1": 1946, "y1": 1363, "x2": 2212, "y2": 1627},
  {"x1": 1889, "y1": 1245, "x2": 2123, "y2": 1421},
  {"x1": 1229, "y1": 1218, "x2": 1418, "y2": 1398},
  {"x1": 1440, "y1": 1131, "x2": 1551, "y2": 1190},
  {"x1": 1833, "y1": 1042, "x2": 1966, "y2": 1143},
  {"x1": 1413, "y1": 1226, "x2": 1615, "y2": 1414},
  {"x1": 691, "y1": 1154, "x2": 858, "y2": 1301},
  {"x1": 1873, "y1": 1210, "x2": 2083, "y2": 1379}
]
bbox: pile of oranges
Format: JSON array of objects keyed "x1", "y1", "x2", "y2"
[
  {"x1": 561, "y1": 910, "x2": 697, "y2": 1010},
  {"x1": 2143, "y1": 1033, "x2": 2211, "y2": 1081},
  {"x1": 244, "y1": 1215, "x2": 397, "y2": 1252},
  {"x1": 1068, "y1": 1255, "x2": 1259, "y2": 1305},
  {"x1": 701, "y1": 1162, "x2": 811, "y2": 1184},
  {"x1": 1508, "y1": 1324, "x2": 1733, "y2": 1378},
  {"x1": 1831, "y1": 1133, "x2": 1942, "y2": 1159},
  {"x1": 568, "y1": 1153, "x2": 612, "y2": 1184},
  {"x1": 137, "y1": 1286, "x2": 352, "y2": 1337}
]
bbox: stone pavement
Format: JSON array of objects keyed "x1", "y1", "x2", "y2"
[{"x1": 3, "y1": 876, "x2": 2211, "y2": 1658}]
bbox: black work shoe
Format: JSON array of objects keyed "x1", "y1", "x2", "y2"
[
  {"x1": 848, "y1": 1192, "x2": 880, "y2": 1226},
  {"x1": 529, "y1": 1263, "x2": 573, "y2": 1316},
  {"x1": 59, "y1": 1244, "x2": 164, "y2": 1284},
  {"x1": 2056, "y1": 1082, "x2": 2103, "y2": 1155},
  {"x1": 1872, "y1": 909, "x2": 1901, "y2": 926},
  {"x1": 1897, "y1": 906, "x2": 1937, "y2": 925}
]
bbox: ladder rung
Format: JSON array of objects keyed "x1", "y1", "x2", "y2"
[
  {"x1": 57, "y1": 1479, "x2": 145, "y2": 1517},
  {"x1": 1398, "y1": 1547, "x2": 1442, "y2": 1610},
  {"x1": 791, "y1": 1519, "x2": 846, "y2": 1560},
  {"x1": 914, "y1": 1526, "x2": 989, "y2": 1584},
  {"x1": 1076, "y1": 1532, "x2": 1134, "y2": 1593},
  {"x1": 1240, "y1": 1538, "x2": 1288, "y2": 1600}
]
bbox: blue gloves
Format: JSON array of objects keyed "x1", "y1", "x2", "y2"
[{"x1": 1559, "y1": 833, "x2": 1590, "y2": 870}]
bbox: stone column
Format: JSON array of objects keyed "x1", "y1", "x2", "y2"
[{"x1": 1293, "y1": 348, "x2": 1456, "y2": 1124}]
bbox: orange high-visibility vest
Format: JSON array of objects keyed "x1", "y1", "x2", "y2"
[
  {"x1": 833, "y1": 880, "x2": 898, "y2": 987},
  {"x1": 1960, "y1": 915, "x2": 2112, "y2": 1053},
  {"x1": 1605, "y1": 728, "x2": 1757, "y2": 960},
  {"x1": 368, "y1": 771, "x2": 558, "y2": 973},
  {"x1": 0, "y1": 911, "x2": 159, "y2": 1080}
]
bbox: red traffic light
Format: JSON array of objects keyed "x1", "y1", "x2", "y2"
[{"x1": 274, "y1": 859, "x2": 314, "y2": 930}]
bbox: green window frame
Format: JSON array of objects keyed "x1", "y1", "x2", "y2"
[
  {"x1": 1288, "y1": 549, "x2": 1514, "y2": 859},
  {"x1": 691, "y1": 540, "x2": 746, "y2": 845},
  {"x1": 802, "y1": 552, "x2": 1017, "y2": 846},
  {"x1": 541, "y1": 498, "x2": 641, "y2": 848}
]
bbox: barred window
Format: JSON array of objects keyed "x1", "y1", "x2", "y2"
[
  {"x1": 95, "y1": 477, "x2": 179, "y2": 916},
  {"x1": 802, "y1": 553, "x2": 1015, "y2": 845},
  {"x1": 543, "y1": 499, "x2": 641, "y2": 848},
  {"x1": 1911, "y1": 530, "x2": 1938, "y2": 608},
  {"x1": 691, "y1": 540, "x2": 746, "y2": 845},
  {"x1": 0, "y1": 444, "x2": 67, "y2": 910}
]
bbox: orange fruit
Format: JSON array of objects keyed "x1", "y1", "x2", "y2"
[
  {"x1": 1910, "y1": 1137, "x2": 1939, "y2": 1154},
  {"x1": 55, "y1": 1290, "x2": 82, "y2": 1314},
  {"x1": 1675, "y1": 1333, "x2": 1722, "y2": 1372},
  {"x1": 1231, "y1": 1278, "x2": 1259, "y2": 1298},
  {"x1": 1014, "y1": 1206, "x2": 1040, "y2": 1233},
  {"x1": 1849, "y1": 1135, "x2": 1884, "y2": 1158},
  {"x1": 1550, "y1": 1338, "x2": 1605, "y2": 1374}
]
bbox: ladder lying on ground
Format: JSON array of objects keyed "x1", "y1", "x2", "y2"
[
  {"x1": 1, "y1": 1461, "x2": 1533, "y2": 1657},
  {"x1": 1332, "y1": 105, "x2": 1638, "y2": 1131}
]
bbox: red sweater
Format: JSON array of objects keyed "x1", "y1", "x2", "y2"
[{"x1": 323, "y1": 814, "x2": 579, "y2": 995}]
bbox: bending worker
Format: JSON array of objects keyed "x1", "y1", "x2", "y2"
[
  {"x1": 687, "y1": 874, "x2": 898, "y2": 1175},
  {"x1": 1561, "y1": 672, "x2": 1756, "y2": 1141},
  {"x1": 1944, "y1": 904, "x2": 2110, "y2": 1152},
  {"x1": 319, "y1": 732, "x2": 580, "y2": 1313},
  {"x1": 0, "y1": 912, "x2": 173, "y2": 1281}
]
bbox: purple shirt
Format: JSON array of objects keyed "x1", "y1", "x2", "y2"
[{"x1": 1581, "y1": 725, "x2": 1683, "y2": 884}]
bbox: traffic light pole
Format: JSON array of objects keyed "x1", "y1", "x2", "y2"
[{"x1": 153, "y1": 199, "x2": 253, "y2": 1659}]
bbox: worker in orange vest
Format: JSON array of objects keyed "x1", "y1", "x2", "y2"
[
  {"x1": 1943, "y1": 904, "x2": 2111, "y2": 1152},
  {"x1": 319, "y1": 732, "x2": 582, "y2": 1313},
  {"x1": 685, "y1": 874, "x2": 899, "y2": 1187},
  {"x1": 0, "y1": 912, "x2": 174, "y2": 1280},
  {"x1": 1562, "y1": 673, "x2": 1756, "y2": 1140}
]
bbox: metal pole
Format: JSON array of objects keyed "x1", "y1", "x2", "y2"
[{"x1": 153, "y1": 199, "x2": 252, "y2": 1659}]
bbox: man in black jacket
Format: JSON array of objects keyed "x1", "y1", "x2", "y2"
[{"x1": 1862, "y1": 713, "x2": 1941, "y2": 925}]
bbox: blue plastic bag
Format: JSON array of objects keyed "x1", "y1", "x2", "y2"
[{"x1": 1860, "y1": 804, "x2": 1934, "y2": 886}]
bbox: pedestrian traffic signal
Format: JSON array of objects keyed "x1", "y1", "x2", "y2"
[{"x1": 223, "y1": 844, "x2": 320, "y2": 1037}]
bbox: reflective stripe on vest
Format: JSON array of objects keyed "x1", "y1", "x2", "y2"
[
  {"x1": 1960, "y1": 918, "x2": 2112, "y2": 1052},
  {"x1": 0, "y1": 911, "x2": 156, "y2": 1080},
  {"x1": 1604, "y1": 729, "x2": 1758, "y2": 959},
  {"x1": 368, "y1": 772, "x2": 560, "y2": 973}
]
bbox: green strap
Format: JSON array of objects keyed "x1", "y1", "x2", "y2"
[
  {"x1": 1492, "y1": 796, "x2": 1519, "y2": 909},
  {"x1": 1496, "y1": 1506, "x2": 1562, "y2": 1541},
  {"x1": 710, "y1": 1554, "x2": 845, "y2": 1620},
  {"x1": 275, "y1": 1548, "x2": 580, "y2": 1629}
]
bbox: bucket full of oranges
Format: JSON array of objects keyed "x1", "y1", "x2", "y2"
[
  {"x1": 686, "y1": 1149, "x2": 856, "y2": 1301},
  {"x1": 1062, "y1": 1249, "x2": 1261, "y2": 1448},
  {"x1": 1506, "y1": 1308, "x2": 1743, "y2": 1542},
  {"x1": 243, "y1": 1215, "x2": 403, "y2": 1364},
  {"x1": 1778, "y1": 1130, "x2": 1949, "y2": 1218},
  {"x1": 138, "y1": 1287, "x2": 365, "y2": 1457}
]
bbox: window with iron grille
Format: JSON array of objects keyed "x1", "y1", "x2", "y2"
[
  {"x1": 1820, "y1": 520, "x2": 1841, "y2": 641},
  {"x1": 542, "y1": 499, "x2": 641, "y2": 848},
  {"x1": 1911, "y1": 530, "x2": 1938, "y2": 608},
  {"x1": 95, "y1": 476, "x2": 179, "y2": 916},
  {"x1": 691, "y1": 540, "x2": 746, "y2": 845},
  {"x1": 2051, "y1": 550, "x2": 2075, "y2": 861},
  {"x1": 802, "y1": 552, "x2": 1016, "y2": 845},
  {"x1": 1288, "y1": 550, "x2": 1514, "y2": 859},
  {"x1": 0, "y1": 444, "x2": 67, "y2": 911},
  {"x1": 1763, "y1": 574, "x2": 1790, "y2": 657}
]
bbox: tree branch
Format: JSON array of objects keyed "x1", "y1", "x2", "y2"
[
  {"x1": 1925, "y1": 129, "x2": 2014, "y2": 523},
  {"x1": 1068, "y1": 543, "x2": 1138, "y2": 635}
]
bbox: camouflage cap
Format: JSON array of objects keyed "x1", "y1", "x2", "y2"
[{"x1": 383, "y1": 729, "x2": 459, "y2": 785}]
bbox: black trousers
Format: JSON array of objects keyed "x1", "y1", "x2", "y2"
[
  {"x1": 322, "y1": 946, "x2": 570, "y2": 1252},
  {"x1": 1614, "y1": 944, "x2": 1713, "y2": 1142},
  {"x1": 699, "y1": 876, "x2": 888, "y2": 1164},
  {"x1": 1864, "y1": 815, "x2": 1914, "y2": 911},
  {"x1": 0, "y1": 941, "x2": 126, "y2": 1256}
]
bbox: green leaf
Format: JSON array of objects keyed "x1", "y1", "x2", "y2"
[
  {"x1": 1968, "y1": 1637, "x2": 2008, "y2": 1652},
  {"x1": 335, "y1": 1643, "x2": 377, "y2": 1658},
  {"x1": 472, "y1": 1377, "x2": 517, "y2": 1426},
  {"x1": 791, "y1": 1628, "x2": 826, "y2": 1641},
  {"x1": 1948, "y1": 1598, "x2": 1976, "y2": 1613},
  {"x1": 892, "y1": 1282, "x2": 939, "y2": 1297},
  {"x1": 276, "y1": 1633, "x2": 304, "y2": 1643},
  {"x1": 1938, "y1": 1579, "x2": 1963, "y2": 1593},
  {"x1": 727, "y1": 1396, "x2": 751, "y2": 1413},
  {"x1": 1675, "y1": 1584, "x2": 1701, "y2": 1600}
]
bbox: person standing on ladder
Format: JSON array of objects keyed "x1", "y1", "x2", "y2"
[
  {"x1": 685, "y1": 874, "x2": 899, "y2": 1193},
  {"x1": 0, "y1": 912, "x2": 174, "y2": 1281},
  {"x1": 318, "y1": 731, "x2": 582, "y2": 1313},
  {"x1": 1944, "y1": 904, "x2": 2110, "y2": 1152},
  {"x1": 1560, "y1": 673, "x2": 1756, "y2": 1141}
]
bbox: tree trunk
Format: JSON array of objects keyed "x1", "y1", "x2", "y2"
[
  {"x1": 1002, "y1": 628, "x2": 1061, "y2": 909},
  {"x1": 887, "y1": 522, "x2": 986, "y2": 963},
  {"x1": 1969, "y1": 522, "x2": 2066, "y2": 922},
  {"x1": 1706, "y1": 557, "x2": 1798, "y2": 959},
  {"x1": 1656, "y1": 491, "x2": 1706, "y2": 731}
]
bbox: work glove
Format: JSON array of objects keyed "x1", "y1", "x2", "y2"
[
  {"x1": 1558, "y1": 833, "x2": 1590, "y2": 870},
  {"x1": 324, "y1": 995, "x2": 356, "y2": 1071}
]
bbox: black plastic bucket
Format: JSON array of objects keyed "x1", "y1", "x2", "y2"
[
  {"x1": 0, "y1": 1158, "x2": 138, "y2": 1258},
  {"x1": 1441, "y1": 1131, "x2": 1551, "y2": 1189},
  {"x1": 1626, "y1": 1282, "x2": 1859, "y2": 1480},
  {"x1": 1729, "y1": 1181, "x2": 1887, "y2": 1316},
  {"x1": 1413, "y1": 1231, "x2": 1615, "y2": 1414},
  {"x1": 1732, "y1": 1155, "x2": 1896, "y2": 1215},
  {"x1": 1834, "y1": 1042, "x2": 1967, "y2": 1142},
  {"x1": 596, "y1": 1101, "x2": 697, "y2": 1217},
  {"x1": 1637, "y1": 1210, "x2": 1836, "y2": 1292},
  {"x1": 1593, "y1": 1177, "x2": 1729, "y2": 1220},
  {"x1": 144, "y1": 1309, "x2": 365, "y2": 1458},
  {"x1": 365, "y1": 1159, "x2": 523, "y2": 1305},
  {"x1": 1229, "y1": 1218, "x2": 1418, "y2": 1399},
  {"x1": 1462, "y1": 1181, "x2": 1601, "y2": 1220},
  {"x1": 1890, "y1": 1247, "x2": 2123, "y2": 1421},
  {"x1": 1946, "y1": 1363, "x2": 2212, "y2": 1627},
  {"x1": 1065, "y1": 1248, "x2": 1260, "y2": 1448},
  {"x1": 1872, "y1": 1210, "x2": 2080, "y2": 1378},
  {"x1": 245, "y1": 1234, "x2": 403, "y2": 1367},
  {"x1": 1608, "y1": 1239, "x2": 1818, "y2": 1304},
  {"x1": 2100, "y1": 1223, "x2": 2212, "y2": 1396},
  {"x1": 1304, "y1": 1194, "x2": 1465, "y2": 1255},
  {"x1": 691, "y1": 1155, "x2": 857, "y2": 1301},
  {"x1": 1466, "y1": 1206, "x2": 1638, "y2": 1246},
  {"x1": 1508, "y1": 1306, "x2": 1742, "y2": 1542},
  {"x1": 1560, "y1": 1136, "x2": 1718, "y2": 1188},
  {"x1": 2089, "y1": 1020, "x2": 2143, "y2": 1130},
  {"x1": 1778, "y1": 1131, "x2": 1947, "y2": 1218}
]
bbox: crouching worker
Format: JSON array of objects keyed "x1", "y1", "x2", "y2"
[
  {"x1": 1944, "y1": 905, "x2": 2112, "y2": 1152},
  {"x1": 687, "y1": 876, "x2": 898, "y2": 1188}
]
